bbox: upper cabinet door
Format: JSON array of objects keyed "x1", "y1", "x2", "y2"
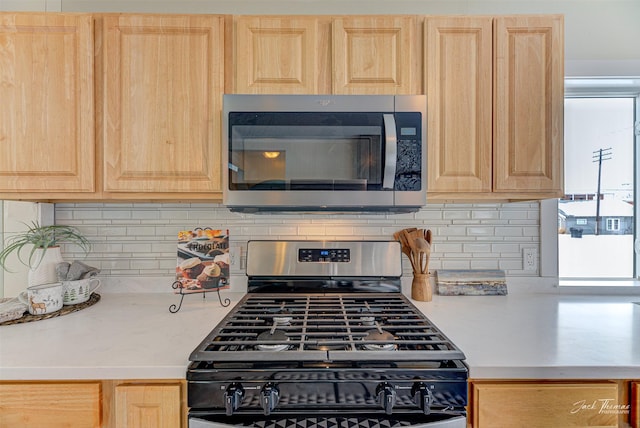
[
  {"x1": 0, "y1": 13, "x2": 95, "y2": 192},
  {"x1": 103, "y1": 15, "x2": 224, "y2": 193},
  {"x1": 234, "y1": 16, "x2": 322, "y2": 94},
  {"x1": 493, "y1": 15, "x2": 564, "y2": 193},
  {"x1": 425, "y1": 17, "x2": 493, "y2": 193},
  {"x1": 332, "y1": 16, "x2": 418, "y2": 95}
]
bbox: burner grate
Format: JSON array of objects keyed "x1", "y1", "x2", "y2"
[{"x1": 190, "y1": 293, "x2": 465, "y2": 362}]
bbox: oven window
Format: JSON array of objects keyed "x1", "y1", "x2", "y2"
[{"x1": 228, "y1": 112, "x2": 384, "y2": 191}]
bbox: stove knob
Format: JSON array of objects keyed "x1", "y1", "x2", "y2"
[
  {"x1": 224, "y1": 383, "x2": 244, "y2": 416},
  {"x1": 376, "y1": 382, "x2": 396, "y2": 415},
  {"x1": 411, "y1": 382, "x2": 434, "y2": 415},
  {"x1": 260, "y1": 383, "x2": 280, "y2": 415}
]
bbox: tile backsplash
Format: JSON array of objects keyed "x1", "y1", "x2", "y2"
[{"x1": 54, "y1": 202, "x2": 540, "y2": 284}]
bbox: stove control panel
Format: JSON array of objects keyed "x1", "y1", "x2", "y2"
[{"x1": 298, "y1": 248, "x2": 350, "y2": 263}]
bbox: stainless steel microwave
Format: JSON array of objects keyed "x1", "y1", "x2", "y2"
[{"x1": 223, "y1": 94, "x2": 426, "y2": 213}]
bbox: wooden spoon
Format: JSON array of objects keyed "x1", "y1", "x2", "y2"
[{"x1": 414, "y1": 237, "x2": 430, "y2": 274}]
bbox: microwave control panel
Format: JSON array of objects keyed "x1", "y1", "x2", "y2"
[{"x1": 299, "y1": 248, "x2": 350, "y2": 263}]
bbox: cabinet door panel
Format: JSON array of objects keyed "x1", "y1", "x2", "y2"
[
  {"x1": 103, "y1": 15, "x2": 223, "y2": 193},
  {"x1": 115, "y1": 383, "x2": 182, "y2": 428},
  {"x1": 0, "y1": 13, "x2": 95, "y2": 192},
  {"x1": 472, "y1": 382, "x2": 619, "y2": 428},
  {"x1": 333, "y1": 16, "x2": 417, "y2": 94},
  {"x1": 235, "y1": 17, "x2": 320, "y2": 94},
  {"x1": 426, "y1": 17, "x2": 492, "y2": 192},
  {"x1": 0, "y1": 382, "x2": 100, "y2": 428},
  {"x1": 493, "y1": 15, "x2": 564, "y2": 193}
]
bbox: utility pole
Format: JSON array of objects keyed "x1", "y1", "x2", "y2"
[{"x1": 592, "y1": 148, "x2": 612, "y2": 235}]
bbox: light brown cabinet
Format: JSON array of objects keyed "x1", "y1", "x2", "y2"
[
  {"x1": 102, "y1": 14, "x2": 224, "y2": 196},
  {"x1": 233, "y1": 16, "x2": 325, "y2": 94},
  {"x1": 426, "y1": 15, "x2": 564, "y2": 201},
  {"x1": 470, "y1": 380, "x2": 629, "y2": 428},
  {"x1": 493, "y1": 15, "x2": 564, "y2": 195},
  {"x1": 232, "y1": 15, "x2": 418, "y2": 95},
  {"x1": 425, "y1": 16, "x2": 493, "y2": 194},
  {"x1": 332, "y1": 16, "x2": 418, "y2": 94},
  {"x1": 0, "y1": 380, "x2": 186, "y2": 428},
  {"x1": 0, "y1": 12, "x2": 564, "y2": 202},
  {"x1": 0, "y1": 13, "x2": 95, "y2": 194},
  {"x1": 0, "y1": 382, "x2": 101, "y2": 427},
  {"x1": 632, "y1": 381, "x2": 640, "y2": 428},
  {"x1": 113, "y1": 383, "x2": 183, "y2": 428}
]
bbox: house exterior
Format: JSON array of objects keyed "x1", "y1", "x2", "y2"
[{"x1": 558, "y1": 199, "x2": 634, "y2": 235}]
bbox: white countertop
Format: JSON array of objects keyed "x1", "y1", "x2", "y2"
[
  {"x1": 0, "y1": 291, "x2": 246, "y2": 380},
  {"x1": 1, "y1": 287, "x2": 639, "y2": 381},
  {"x1": 412, "y1": 293, "x2": 640, "y2": 379}
]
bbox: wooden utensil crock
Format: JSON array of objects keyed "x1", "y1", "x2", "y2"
[{"x1": 412, "y1": 273, "x2": 432, "y2": 302}]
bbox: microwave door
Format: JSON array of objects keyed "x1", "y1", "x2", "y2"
[{"x1": 382, "y1": 114, "x2": 397, "y2": 190}]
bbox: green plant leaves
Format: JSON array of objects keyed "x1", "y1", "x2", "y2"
[{"x1": 0, "y1": 222, "x2": 90, "y2": 271}]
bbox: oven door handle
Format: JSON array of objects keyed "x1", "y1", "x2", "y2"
[
  {"x1": 189, "y1": 418, "x2": 232, "y2": 428},
  {"x1": 382, "y1": 113, "x2": 397, "y2": 190}
]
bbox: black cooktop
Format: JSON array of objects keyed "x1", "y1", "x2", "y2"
[{"x1": 189, "y1": 293, "x2": 466, "y2": 363}]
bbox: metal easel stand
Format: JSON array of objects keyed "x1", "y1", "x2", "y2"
[{"x1": 169, "y1": 280, "x2": 231, "y2": 313}]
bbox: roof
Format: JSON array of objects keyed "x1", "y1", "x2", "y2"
[{"x1": 558, "y1": 199, "x2": 634, "y2": 218}]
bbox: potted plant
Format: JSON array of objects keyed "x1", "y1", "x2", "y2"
[{"x1": 0, "y1": 222, "x2": 91, "y2": 286}]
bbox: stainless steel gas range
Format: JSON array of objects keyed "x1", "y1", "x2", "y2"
[{"x1": 188, "y1": 241, "x2": 468, "y2": 428}]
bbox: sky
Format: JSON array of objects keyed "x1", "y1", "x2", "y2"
[{"x1": 564, "y1": 97, "x2": 635, "y2": 197}]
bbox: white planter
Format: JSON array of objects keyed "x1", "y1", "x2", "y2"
[{"x1": 28, "y1": 246, "x2": 64, "y2": 287}]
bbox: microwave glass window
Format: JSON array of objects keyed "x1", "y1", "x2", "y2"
[{"x1": 228, "y1": 118, "x2": 384, "y2": 191}]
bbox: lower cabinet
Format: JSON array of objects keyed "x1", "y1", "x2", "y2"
[
  {"x1": 470, "y1": 380, "x2": 632, "y2": 428},
  {"x1": 113, "y1": 383, "x2": 183, "y2": 428},
  {"x1": 0, "y1": 382, "x2": 101, "y2": 427},
  {"x1": 632, "y1": 381, "x2": 640, "y2": 428},
  {"x1": 0, "y1": 380, "x2": 185, "y2": 428}
]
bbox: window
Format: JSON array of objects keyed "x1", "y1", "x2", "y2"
[
  {"x1": 551, "y1": 78, "x2": 640, "y2": 283},
  {"x1": 606, "y1": 218, "x2": 620, "y2": 232}
]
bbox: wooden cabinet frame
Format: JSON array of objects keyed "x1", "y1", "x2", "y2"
[
  {"x1": 426, "y1": 15, "x2": 564, "y2": 201},
  {"x1": 0, "y1": 13, "x2": 95, "y2": 194}
]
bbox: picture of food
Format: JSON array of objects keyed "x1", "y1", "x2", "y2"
[
  {"x1": 179, "y1": 257, "x2": 205, "y2": 279},
  {"x1": 197, "y1": 263, "x2": 221, "y2": 289},
  {"x1": 175, "y1": 228, "x2": 230, "y2": 293}
]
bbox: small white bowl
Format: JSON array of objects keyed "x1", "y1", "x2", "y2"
[{"x1": 18, "y1": 282, "x2": 64, "y2": 315}]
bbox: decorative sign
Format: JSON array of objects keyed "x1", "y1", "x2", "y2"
[{"x1": 175, "y1": 228, "x2": 230, "y2": 293}]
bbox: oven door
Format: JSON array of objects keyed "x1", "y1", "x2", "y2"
[{"x1": 189, "y1": 415, "x2": 466, "y2": 428}]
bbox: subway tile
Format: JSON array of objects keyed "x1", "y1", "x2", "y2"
[
  {"x1": 72, "y1": 210, "x2": 104, "y2": 220},
  {"x1": 122, "y1": 243, "x2": 153, "y2": 253},
  {"x1": 443, "y1": 210, "x2": 471, "y2": 220},
  {"x1": 471, "y1": 210, "x2": 500, "y2": 220},
  {"x1": 463, "y1": 243, "x2": 492, "y2": 253},
  {"x1": 130, "y1": 259, "x2": 160, "y2": 270},
  {"x1": 494, "y1": 227, "x2": 524, "y2": 237},
  {"x1": 298, "y1": 226, "x2": 327, "y2": 235},
  {"x1": 102, "y1": 210, "x2": 134, "y2": 220},
  {"x1": 470, "y1": 259, "x2": 500, "y2": 269},
  {"x1": 466, "y1": 226, "x2": 496, "y2": 236},
  {"x1": 52, "y1": 203, "x2": 541, "y2": 279},
  {"x1": 433, "y1": 243, "x2": 463, "y2": 253}
]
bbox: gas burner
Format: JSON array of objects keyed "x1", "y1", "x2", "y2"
[
  {"x1": 256, "y1": 329, "x2": 290, "y2": 352},
  {"x1": 359, "y1": 315, "x2": 376, "y2": 326},
  {"x1": 362, "y1": 329, "x2": 397, "y2": 351},
  {"x1": 273, "y1": 313, "x2": 293, "y2": 326},
  {"x1": 269, "y1": 305, "x2": 293, "y2": 325}
]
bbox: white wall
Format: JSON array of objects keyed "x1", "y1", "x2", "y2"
[{"x1": 0, "y1": 202, "x2": 54, "y2": 297}]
